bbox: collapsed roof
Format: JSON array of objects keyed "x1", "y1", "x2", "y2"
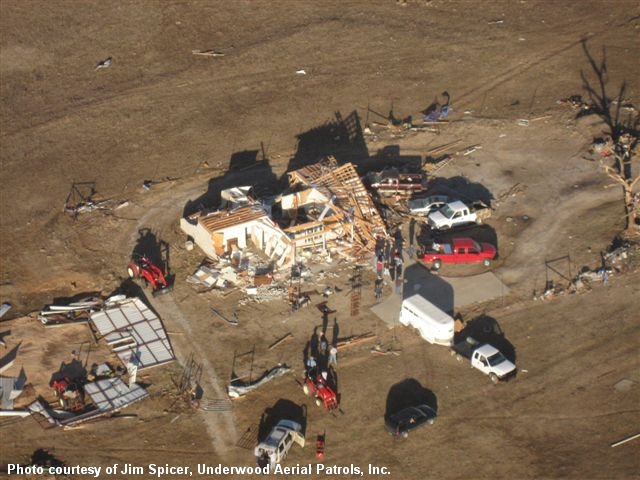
[{"x1": 287, "y1": 156, "x2": 387, "y2": 255}]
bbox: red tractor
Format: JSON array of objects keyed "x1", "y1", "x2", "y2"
[
  {"x1": 50, "y1": 377, "x2": 85, "y2": 411},
  {"x1": 127, "y1": 255, "x2": 172, "y2": 296},
  {"x1": 303, "y1": 372, "x2": 339, "y2": 411}
]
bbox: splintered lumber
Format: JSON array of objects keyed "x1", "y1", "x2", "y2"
[
  {"x1": 268, "y1": 332, "x2": 293, "y2": 350},
  {"x1": 426, "y1": 139, "x2": 462, "y2": 156},
  {"x1": 423, "y1": 156, "x2": 453, "y2": 174},
  {"x1": 336, "y1": 332, "x2": 376, "y2": 350},
  {"x1": 370, "y1": 345, "x2": 401, "y2": 356}
]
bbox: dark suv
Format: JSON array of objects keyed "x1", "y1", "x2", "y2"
[{"x1": 385, "y1": 404, "x2": 437, "y2": 438}]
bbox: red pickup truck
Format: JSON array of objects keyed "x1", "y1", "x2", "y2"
[{"x1": 419, "y1": 237, "x2": 496, "y2": 270}]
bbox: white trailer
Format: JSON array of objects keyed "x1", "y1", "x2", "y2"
[{"x1": 399, "y1": 295, "x2": 454, "y2": 346}]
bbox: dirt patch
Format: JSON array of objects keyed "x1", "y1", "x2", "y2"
[{"x1": 1, "y1": 1, "x2": 639, "y2": 479}]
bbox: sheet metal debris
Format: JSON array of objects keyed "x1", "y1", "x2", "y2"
[
  {"x1": 228, "y1": 364, "x2": 292, "y2": 398},
  {"x1": 90, "y1": 297, "x2": 175, "y2": 371},
  {"x1": 28, "y1": 378, "x2": 148, "y2": 427}
]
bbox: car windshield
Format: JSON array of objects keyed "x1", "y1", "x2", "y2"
[
  {"x1": 487, "y1": 352, "x2": 507, "y2": 366},
  {"x1": 440, "y1": 204, "x2": 454, "y2": 218},
  {"x1": 473, "y1": 240, "x2": 482, "y2": 251}
]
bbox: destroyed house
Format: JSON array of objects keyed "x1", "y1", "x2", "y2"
[
  {"x1": 181, "y1": 204, "x2": 294, "y2": 267},
  {"x1": 287, "y1": 157, "x2": 386, "y2": 255}
]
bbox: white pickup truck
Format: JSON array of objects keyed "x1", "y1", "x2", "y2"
[
  {"x1": 427, "y1": 200, "x2": 491, "y2": 229},
  {"x1": 451, "y1": 336, "x2": 516, "y2": 383}
]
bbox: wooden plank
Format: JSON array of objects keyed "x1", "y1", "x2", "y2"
[
  {"x1": 211, "y1": 307, "x2": 237, "y2": 326},
  {"x1": 192, "y1": 50, "x2": 225, "y2": 57},
  {"x1": 426, "y1": 139, "x2": 462, "y2": 155},
  {"x1": 336, "y1": 333, "x2": 376, "y2": 350},
  {"x1": 611, "y1": 432, "x2": 640, "y2": 448},
  {"x1": 236, "y1": 424, "x2": 259, "y2": 450},
  {"x1": 268, "y1": 332, "x2": 293, "y2": 350}
]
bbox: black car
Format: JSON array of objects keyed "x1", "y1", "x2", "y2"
[{"x1": 384, "y1": 404, "x2": 437, "y2": 438}]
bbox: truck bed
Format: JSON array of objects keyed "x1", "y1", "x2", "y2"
[{"x1": 451, "y1": 337, "x2": 480, "y2": 359}]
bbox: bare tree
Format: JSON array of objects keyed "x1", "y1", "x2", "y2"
[{"x1": 580, "y1": 40, "x2": 639, "y2": 235}]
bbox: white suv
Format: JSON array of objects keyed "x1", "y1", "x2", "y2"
[{"x1": 255, "y1": 420, "x2": 305, "y2": 468}]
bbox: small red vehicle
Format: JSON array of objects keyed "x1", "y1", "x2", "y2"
[
  {"x1": 50, "y1": 377, "x2": 84, "y2": 411},
  {"x1": 127, "y1": 255, "x2": 172, "y2": 296},
  {"x1": 419, "y1": 237, "x2": 496, "y2": 270},
  {"x1": 303, "y1": 373, "x2": 338, "y2": 411}
]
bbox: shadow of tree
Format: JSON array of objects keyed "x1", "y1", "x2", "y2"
[
  {"x1": 52, "y1": 291, "x2": 102, "y2": 306},
  {"x1": 286, "y1": 111, "x2": 368, "y2": 172},
  {"x1": 579, "y1": 40, "x2": 639, "y2": 144},
  {"x1": 427, "y1": 175, "x2": 495, "y2": 205},
  {"x1": 49, "y1": 358, "x2": 87, "y2": 385},
  {"x1": 456, "y1": 314, "x2": 516, "y2": 362},
  {"x1": 385, "y1": 378, "x2": 438, "y2": 419},
  {"x1": 579, "y1": 40, "x2": 639, "y2": 230},
  {"x1": 258, "y1": 399, "x2": 307, "y2": 441},
  {"x1": 183, "y1": 152, "x2": 281, "y2": 217},
  {"x1": 30, "y1": 449, "x2": 65, "y2": 469}
]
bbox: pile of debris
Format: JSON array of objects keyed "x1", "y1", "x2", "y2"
[
  {"x1": 6, "y1": 294, "x2": 177, "y2": 427},
  {"x1": 29, "y1": 376, "x2": 149, "y2": 428},
  {"x1": 240, "y1": 285, "x2": 288, "y2": 305},
  {"x1": 602, "y1": 241, "x2": 640, "y2": 273},
  {"x1": 536, "y1": 242, "x2": 639, "y2": 300}
]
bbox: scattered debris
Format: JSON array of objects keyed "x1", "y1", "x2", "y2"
[
  {"x1": 187, "y1": 261, "x2": 229, "y2": 291},
  {"x1": 0, "y1": 303, "x2": 12, "y2": 319},
  {"x1": 614, "y1": 379, "x2": 635, "y2": 392},
  {"x1": 95, "y1": 56, "x2": 112, "y2": 70},
  {"x1": 29, "y1": 377, "x2": 148, "y2": 427},
  {"x1": 557, "y1": 95, "x2": 591, "y2": 110},
  {"x1": 0, "y1": 368, "x2": 27, "y2": 409},
  {"x1": 295, "y1": 69, "x2": 307, "y2": 75},
  {"x1": 64, "y1": 182, "x2": 126, "y2": 217},
  {"x1": 38, "y1": 300, "x2": 101, "y2": 327},
  {"x1": 192, "y1": 49, "x2": 225, "y2": 57},
  {"x1": 603, "y1": 241, "x2": 640, "y2": 273}
]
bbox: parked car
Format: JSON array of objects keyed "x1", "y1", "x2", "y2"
[
  {"x1": 385, "y1": 404, "x2": 437, "y2": 438},
  {"x1": 407, "y1": 194, "x2": 450, "y2": 216},
  {"x1": 418, "y1": 237, "x2": 496, "y2": 270}
]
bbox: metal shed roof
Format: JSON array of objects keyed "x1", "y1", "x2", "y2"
[{"x1": 90, "y1": 297, "x2": 175, "y2": 370}]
